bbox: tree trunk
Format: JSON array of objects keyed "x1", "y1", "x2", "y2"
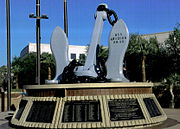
[
  {"x1": 48, "y1": 66, "x2": 51, "y2": 80},
  {"x1": 16, "y1": 74, "x2": 19, "y2": 89},
  {"x1": 142, "y1": 55, "x2": 146, "y2": 82},
  {"x1": 169, "y1": 84, "x2": 175, "y2": 108}
]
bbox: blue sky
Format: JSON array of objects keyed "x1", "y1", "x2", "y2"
[{"x1": 0, "y1": 0, "x2": 180, "y2": 67}]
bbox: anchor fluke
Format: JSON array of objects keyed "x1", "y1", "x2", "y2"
[
  {"x1": 46, "y1": 26, "x2": 69, "y2": 84},
  {"x1": 106, "y1": 19, "x2": 129, "y2": 82}
]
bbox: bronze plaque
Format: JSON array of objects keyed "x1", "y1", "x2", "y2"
[
  {"x1": 108, "y1": 99, "x2": 144, "y2": 121},
  {"x1": 26, "y1": 101, "x2": 56, "y2": 123},
  {"x1": 15, "y1": 100, "x2": 28, "y2": 120},
  {"x1": 143, "y1": 98, "x2": 161, "y2": 117},
  {"x1": 62, "y1": 101, "x2": 102, "y2": 122}
]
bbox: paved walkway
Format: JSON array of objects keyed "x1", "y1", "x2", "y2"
[
  {"x1": 0, "y1": 108, "x2": 180, "y2": 129},
  {"x1": 0, "y1": 111, "x2": 14, "y2": 129},
  {"x1": 145, "y1": 109, "x2": 180, "y2": 129}
]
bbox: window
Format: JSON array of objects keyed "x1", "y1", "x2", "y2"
[
  {"x1": 71, "y1": 53, "x2": 76, "y2": 60},
  {"x1": 79, "y1": 54, "x2": 85, "y2": 59}
]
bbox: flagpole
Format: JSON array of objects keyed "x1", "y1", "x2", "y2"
[
  {"x1": 36, "y1": 0, "x2": 41, "y2": 85},
  {"x1": 29, "y1": 0, "x2": 48, "y2": 85},
  {"x1": 6, "y1": 0, "x2": 11, "y2": 111},
  {"x1": 64, "y1": 0, "x2": 68, "y2": 37}
]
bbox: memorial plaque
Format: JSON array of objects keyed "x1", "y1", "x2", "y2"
[
  {"x1": 15, "y1": 100, "x2": 28, "y2": 120},
  {"x1": 143, "y1": 98, "x2": 161, "y2": 117},
  {"x1": 62, "y1": 100, "x2": 102, "y2": 122},
  {"x1": 108, "y1": 99, "x2": 144, "y2": 121},
  {"x1": 26, "y1": 101, "x2": 56, "y2": 123}
]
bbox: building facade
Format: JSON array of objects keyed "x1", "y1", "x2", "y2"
[
  {"x1": 20, "y1": 31, "x2": 172, "y2": 60},
  {"x1": 20, "y1": 43, "x2": 87, "y2": 61},
  {"x1": 141, "y1": 31, "x2": 172, "y2": 45}
]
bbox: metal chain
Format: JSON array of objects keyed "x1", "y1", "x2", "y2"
[
  {"x1": 106, "y1": 9, "x2": 118, "y2": 26},
  {"x1": 97, "y1": 5, "x2": 118, "y2": 26}
]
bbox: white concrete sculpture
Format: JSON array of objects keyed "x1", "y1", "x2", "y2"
[
  {"x1": 46, "y1": 3, "x2": 129, "y2": 83},
  {"x1": 106, "y1": 19, "x2": 129, "y2": 82},
  {"x1": 46, "y1": 26, "x2": 69, "y2": 84}
]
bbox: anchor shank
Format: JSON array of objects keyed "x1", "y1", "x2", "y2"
[{"x1": 85, "y1": 11, "x2": 107, "y2": 68}]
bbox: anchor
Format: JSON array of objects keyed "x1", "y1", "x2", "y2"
[{"x1": 46, "y1": 3, "x2": 129, "y2": 83}]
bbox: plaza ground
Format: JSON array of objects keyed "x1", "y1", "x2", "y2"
[{"x1": 0, "y1": 109, "x2": 180, "y2": 128}]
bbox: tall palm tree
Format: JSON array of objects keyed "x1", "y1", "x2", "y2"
[
  {"x1": 165, "y1": 26, "x2": 180, "y2": 73},
  {"x1": 127, "y1": 34, "x2": 159, "y2": 82},
  {"x1": 41, "y1": 53, "x2": 55, "y2": 80}
]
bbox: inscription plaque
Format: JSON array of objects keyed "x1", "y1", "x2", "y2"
[
  {"x1": 26, "y1": 101, "x2": 56, "y2": 123},
  {"x1": 108, "y1": 99, "x2": 144, "y2": 121},
  {"x1": 110, "y1": 33, "x2": 127, "y2": 44},
  {"x1": 143, "y1": 98, "x2": 161, "y2": 117},
  {"x1": 15, "y1": 100, "x2": 28, "y2": 120},
  {"x1": 62, "y1": 101, "x2": 102, "y2": 122}
]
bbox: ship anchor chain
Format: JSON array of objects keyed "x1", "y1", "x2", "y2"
[{"x1": 97, "y1": 4, "x2": 118, "y2": 26}]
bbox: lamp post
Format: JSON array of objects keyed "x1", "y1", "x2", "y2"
[
  {"x1": 6, "y1": 0, "x2": 11, "y2": 111},
  {"x1": 29, "y1": 0, "x2": 48, "y2": 85},
  {"x1": 64, "y1": 0, "x2": 68, "y2": 37}
]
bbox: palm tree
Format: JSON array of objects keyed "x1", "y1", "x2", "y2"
[
  {"x1": 41, "y1": 53, "x2": 55, "y2": 80},
  {"x1": 127, "y1": 34, "x2": 159, "y2": 82},
  {"x1": 162, "y1": 25, "x2": 180, "y2": 108},
  {"x1": 97, "y1": 45, "x2": 108, "y2": 60},
  {"x1": 12, "y1": 56, "x2": 23, "y2": 89},
  {"x1": 165, "y1": 25, "x2": 180, "y2": 73},
  {"x1": 0, "y1": 65, "x2": 7, "y2": 84},
  {"x1": 165, "y1": 73, "x2": 180, "y2": 108}
]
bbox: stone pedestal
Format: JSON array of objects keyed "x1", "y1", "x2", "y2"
[{"x1": 11, "y1": 83, "x2": 167, "y2": 128}]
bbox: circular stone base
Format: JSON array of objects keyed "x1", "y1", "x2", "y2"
[{"x1": 11, "y1": 83, "x2": 167, "y2": 128}]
